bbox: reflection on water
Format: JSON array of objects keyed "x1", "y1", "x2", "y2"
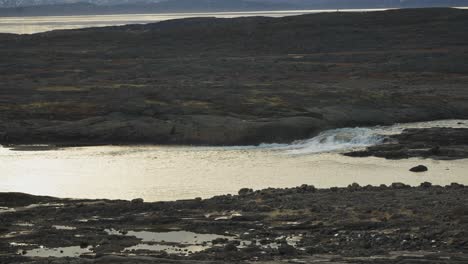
[
  {"x1": 0, "y1": 206, "x2": 15, "y2": 213},
  {"x1": 53, "y1": 225, "x2": 76, "y2": 230},
  {"x1": 0, "y1": 119, "x2": 467, "y2": 202},
  {"x1": 21, "y1": 246, "x2": 92, "y2": 258},
  {"x1": 105, "y1": 229, "x2": 232, "y2": 244},
  {"x1": 0, "y1": 9, "x2": 393, "y2": 34},
  {"x1": 107, "y1": 229, "x2": 231, "y2": 255},
  {"x1": 105, "y1": 229, "x2": 300, "y2": 255},
  {"x1": 125, "y1": 243, "x2": 210, "y2": 255}
]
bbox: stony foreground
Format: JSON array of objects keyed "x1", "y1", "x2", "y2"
[{"x1": 1, "y1": 183, "x2": 468, "y2": 263}]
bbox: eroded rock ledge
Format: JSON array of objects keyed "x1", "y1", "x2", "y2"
[{"x1": 345, "y1": 127, "x2": 468, "y2": 160}]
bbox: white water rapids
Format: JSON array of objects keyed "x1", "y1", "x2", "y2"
[{"x1": 259, "y1": 119, "x2": 467, "y2": 154}]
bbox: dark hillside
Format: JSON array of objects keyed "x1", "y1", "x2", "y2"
[{"x1": 1, "y1": 8, "x2": 468, "y2": 145}]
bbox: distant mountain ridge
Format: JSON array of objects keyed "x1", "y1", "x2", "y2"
[{"x1": 0, "y1": 0, "x2": 467, "y2": 16}]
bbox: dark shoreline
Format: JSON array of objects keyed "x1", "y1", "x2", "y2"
[{"x1": 1, "y1": 183, "x2": 468, "y2": 263}]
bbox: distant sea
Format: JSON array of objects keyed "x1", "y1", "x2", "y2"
[{"x1": 3, "y1": 8, "x2": 465, "y2": 34}]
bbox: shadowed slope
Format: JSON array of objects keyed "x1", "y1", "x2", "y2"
[{"x1": 1, "y1": 8, "x2": 468, "y2": 145}]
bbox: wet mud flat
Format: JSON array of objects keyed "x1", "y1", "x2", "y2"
[{"x1": 1, "y1": 184, "x2": 468, "y2": 263}]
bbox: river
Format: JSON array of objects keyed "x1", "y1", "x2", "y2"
[{"x1": 1, "y1": 119, "x2": 467, "y2": 201}]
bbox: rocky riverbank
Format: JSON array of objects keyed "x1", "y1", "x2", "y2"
[
  {"x1": 1, "y1": 184, "x2": 468, "y2": 263},
  {"x1": 345, "y1": 127, "x2": 468, "y2": 160},
  {"x1": 1, "y1": 8, "x2": 468, "y2": 145}
]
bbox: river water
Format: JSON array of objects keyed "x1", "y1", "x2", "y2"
[
  {"x1": 0, "y1": 8, "x2": 433, "y2": 34},
  {"x1": 1, "y1": 119, "x2": 467, "y2": 201}
]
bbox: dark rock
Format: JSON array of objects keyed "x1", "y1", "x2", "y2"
[
  {"x1": 131, "y1": 198, "x2": 144, "y2": 203},
  {"x1": 257, "y1": 205, "x2": 274, "y2": 212},
  {"x1": 224, "y1": 243, "x2": 238, "y2": 252},
  {"x1": 420, "y1": 182, "x2": 432, "y2": 188},
  {"x1": 410, "y1": 165, "x2": 428, "y2": 172},
  {"x1": 391, "y1": 182, "x2": 410, "y2": 189},
  {"x1": 345, "y1": 128, "x2": 468, "y2": 160},
  {"x1": 347, "y1": 182, "x2": 361, "y2": 191},
  {"x1": 430, "y1": 145, "x2": 441, "y2": 155},
  {"x1": 238, "y1": 188, "x2": 254, "y2": 196},
  {"x1": 278, "y1": 243, "x2": 296, "y2": 255},
  {"x1": 298, "y1": 184, "x2": 316, "y2": 193},
  {"x1": 212, "y1": 238, "x2": 229, "y2": 244},
  {"x1": 449, "y1": 182, "x2": 465, "y2": 188},
  {"x1": 80, "y1": 242, "x2": 89, "y2": 248}
]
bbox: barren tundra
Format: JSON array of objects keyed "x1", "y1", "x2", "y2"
[{"x1": 1, "y1": 8, "x2": 468, "y2": 146}]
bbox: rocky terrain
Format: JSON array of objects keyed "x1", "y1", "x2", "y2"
[
  {"x1": 345, "y1": 127, "x2": 468, "y2": 160},
  {"x1": 1, "y1": 184, "x2": 467, "y2": 263},
  {"x1": 1, "y1": 8, "x2": 468, "y2": 146}
]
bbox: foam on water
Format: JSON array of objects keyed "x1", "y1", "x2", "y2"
[
  {"x1": 259, "y1": 119, "x2": 468, "y2": 155},
  {"x1": 272, "y1": 127, "x2": 386, "y2": 155}
]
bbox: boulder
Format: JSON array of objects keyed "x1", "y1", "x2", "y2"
[
  {"x1": 391, "y1": 182, "x2": 410, "y2": 189},
  {"x1": 224, "y1": 243, "x2": 238, "y2": 252},
  {"x1": 131, "y1": 198, "x2": 144, "y2": 204},
  {"x1": 298, "y1": 184, "x2": 316, "y2": 193},
  {"x1": 278, "y1": 243, "x2": 296, "y2": 255},
  {"x1": 420, "y1": 182, "x2": 432, "y2": 188},
  {"x1": 410, "y1": 165, "x2": 428, "y2": 172},
  {"x1": 238, "y1": 188, "x2": 254, "y2": 196}
]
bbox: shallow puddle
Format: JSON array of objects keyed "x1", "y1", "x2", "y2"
[
  {"x1": 53, "y1": 225, "x2": 76, "y2": 230},
  {"x1": 106, "y1": 229, "x2": 232, "y2": 244},
  {"x1": 240, "y1": 235, "x2": 303, "y2": 249},
  {"x1": 24, "y1": 203, "x2": 64, "y2": 209},
  {"x1": 14, "y1": 222, "x2": 34, "y2": 227},
  {"x1": 0, "y1": 207, "x2": 15, "y2": 214},
  {"x1": 10, "y1": 242, "x2": 34, "y2": 246},
  {"x1": 106, "y1": 229, "x2": 236, "y2": 255},
  {"x1": 105, "y1": 228, "x2": 302, "y2": 255},
  {"x1": 2, "y1": 230, "x2": 33, "y2": 239},
  {"x1": 125, "y1": 244, "x2": 211, "y2": 255},
  {"x1": 20, "y1": 246, "x2": 92, "y2": 258}
]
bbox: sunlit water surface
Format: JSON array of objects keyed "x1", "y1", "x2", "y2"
[
  {"x1": 2, "y1": 8, "x2": 468, "y2": 34},
  {"x1": 1, "y1": 119, "x2": 467, "y2": 201},
  {"x1": 2, "y1": 8, "x2": 462, "y2": 34}
]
